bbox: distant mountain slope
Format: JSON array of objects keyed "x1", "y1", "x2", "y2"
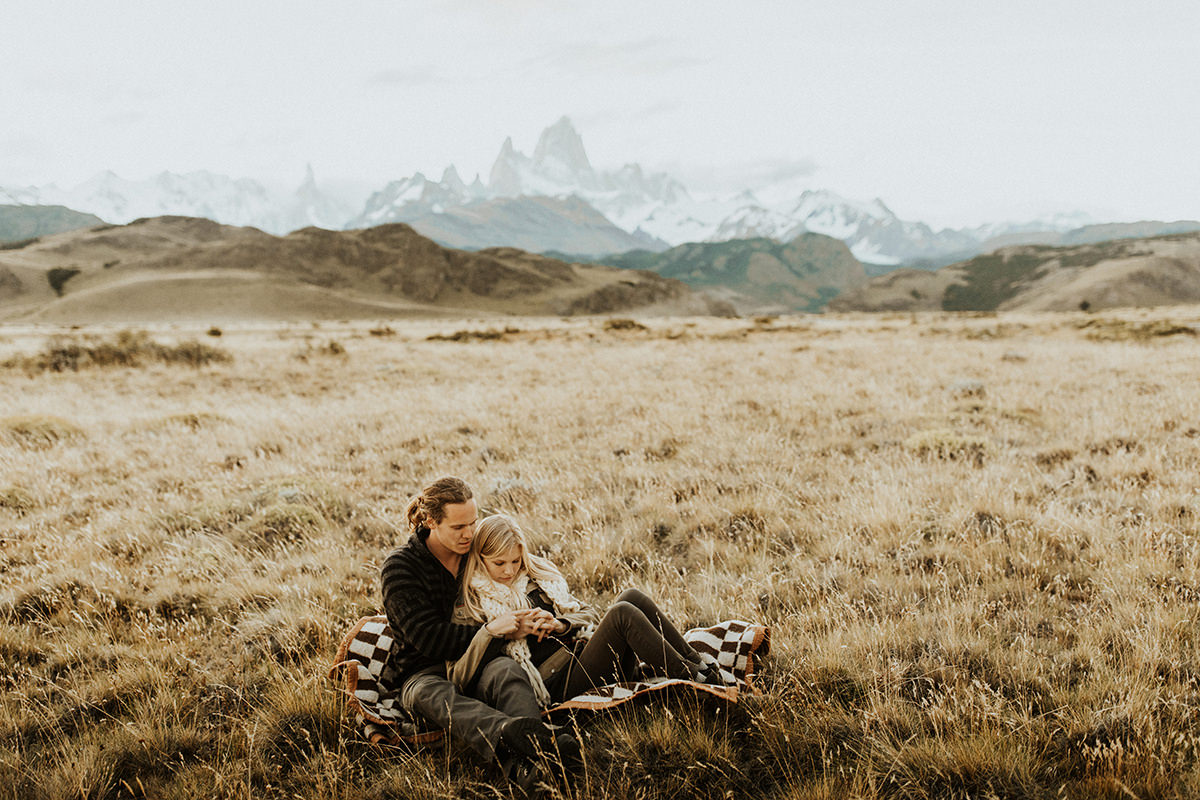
[
  {"x1": 351, "y1": 190, "x2": 663, "y2": 256},
  {"x1": 598, "y1": 232, "x2": 867, "y2": 312},
  {"x1": 0, "y1": 204, "x2": 104, "y2": 242},
  {"x1": 829, "y1": 232, "x2": 1200, "y2": 313},
  {"x1": 975, "y1": 220, "x2": 1200, "y2": 252},
  {"x1": 0, "y1": 216, "x2": 727, "y2": 323}
]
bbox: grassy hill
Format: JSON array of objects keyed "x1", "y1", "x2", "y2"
[
  {"x1": 0, "y1": 204, "x2": 105, "y2": 243},
  {"x1": 830, "y1": 231, "x2": 1200, "y2": 313},
  {"x1": 598, "y1": 232, "x2": 867, "y2": 313},
  {"x1": 0, "y1": 216, "x2": 728, "y2": 323}
]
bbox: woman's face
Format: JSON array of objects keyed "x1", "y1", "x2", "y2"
[{"x1": 484, "y1": 544, "x2": 523, "y2": 585}]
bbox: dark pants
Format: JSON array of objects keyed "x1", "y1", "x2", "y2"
[
  {"x1": 556, "y1": 588, "x2": 703, "y2": 701},
  {"x1": 401, "y1": 656, "x2": 542, "y2": 762}
]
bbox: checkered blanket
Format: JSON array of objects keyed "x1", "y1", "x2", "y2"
[{"x1": 328, "y1": 615, "x2": 770, "y2": 746}]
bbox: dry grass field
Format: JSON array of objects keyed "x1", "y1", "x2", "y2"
[{"x1": 3, "y1": 309, "x2": 1200, "y2": 799}]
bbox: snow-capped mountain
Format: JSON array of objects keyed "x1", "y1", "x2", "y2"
[
  {"x1": 3, "y1": 168, "x2": 352, "y2": 235},
  {"x1": 3, "y1": 116, "x2": 1113, "y2": 264},
  {"x1": 282, "y1": 164, "x2": 358, "y2": 232},
  {"x1": 352, "y1": 118, "x2": 1091, "y2": 263}
]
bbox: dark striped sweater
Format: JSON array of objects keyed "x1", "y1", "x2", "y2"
[{"x1": 379, "y1": 528, "x2": 480, "y2": 686}]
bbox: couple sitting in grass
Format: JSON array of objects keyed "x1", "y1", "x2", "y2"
[{"x1": 380, "y1": 476, "x2": 726, "y2": 793}]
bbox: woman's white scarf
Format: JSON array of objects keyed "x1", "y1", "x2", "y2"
[{"x1": 469, "y1": 571, "x2": 584, "y2": 708}]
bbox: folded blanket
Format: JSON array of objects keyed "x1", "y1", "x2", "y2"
[{"x1": 329, "y1": 615, "x2": 770, "y2": 746}]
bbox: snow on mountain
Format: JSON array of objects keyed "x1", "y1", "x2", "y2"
[
  {"x1": 48, "y1": 170, "x2": 281, "y2": 230},
  {"x1": 0, "y1": 184, "x2": 45, "y2": 206},
  {"x1": 350, "y1": 115, "x2": 1101, "y2": 261},
  {"x1": 3, "y1": 168, "x2": 352, "y2": 235},
  {"x1": 282, "y1": 164, "x2": 356, "y2": 232},
  {"x1": 3, "y1": 116, "x2": 1111, "y2": 265},
  {"x1": 484, "y1": 117, "x2": 689, "y2": 224}
]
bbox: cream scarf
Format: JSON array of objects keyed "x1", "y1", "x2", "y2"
[{"x1": 469, "y1": 570, "x2": 585, "y2": 707}]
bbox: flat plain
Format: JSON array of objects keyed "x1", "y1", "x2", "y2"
[{"x1": 3, "y1": 310, "x2": 1200, "y2": 799}]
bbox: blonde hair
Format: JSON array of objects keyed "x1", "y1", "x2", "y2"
[
  {"x1": 460, "y1": 514, "x2": 564, "y2": 622},
  {"x1": 405, "y1": 476, "x2": 473, "y2": 532}
]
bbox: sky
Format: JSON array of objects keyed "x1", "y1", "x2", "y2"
[{"x1": 2, "y1": 0, "x2": 1198, "y2": 228}]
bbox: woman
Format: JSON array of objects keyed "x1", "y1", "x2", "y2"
[
  {"x1": 450, "y1": 513, "x2": 725, "y2": 707},
  {"x1": 380, "y1": 478, "x2": 579, "y2": 785}
]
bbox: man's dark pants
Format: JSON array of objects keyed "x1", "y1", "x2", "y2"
[{"x1": 400, "y1": 656, "x2": 542, "y2": 761}]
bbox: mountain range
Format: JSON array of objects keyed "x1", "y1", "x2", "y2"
[
  {"x1": 828, "y1": 231, "x2": 1200, "y2": 313},
  {"x1": 9, "y1": 117, "x2": 1195, "y2": 267},
  {"x1": 0, "y1": 216, "x2": 729, "y2": 323}
]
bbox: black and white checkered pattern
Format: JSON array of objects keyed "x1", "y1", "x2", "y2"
[
  {"x1": 329, "y1": 615, "x2": 770, "y2": 744},
  {"x1": 328, "y1": 616, "x2": 444, "y2": 745}
]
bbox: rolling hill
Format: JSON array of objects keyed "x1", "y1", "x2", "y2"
[
  {"x1": 828, "y1": 231, "x2": 1200, "y2": 313},
  {"x1": 0, "y1": 216, "x2": 729, "y2": 323},
  {"x1": 596, "y1": 232, "x2": 867, "y2": 312}
]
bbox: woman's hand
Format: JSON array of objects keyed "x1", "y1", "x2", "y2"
[
  {"x1": 488, "y1": 609, "x2": 567, "y2": 640},
  {"x1": 525, "y1": 609, "x2": 567, "y2": 641},
  {"x1": 485, "y1": 611, "x2": 522, "y2": 638}
]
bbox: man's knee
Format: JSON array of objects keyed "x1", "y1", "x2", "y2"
[
  {"x1": 401, "y1": 673, "x2": 456, "y2": 718},
  {"x1": 477, "y1": 656, "x2": 530, "y2": 695}
]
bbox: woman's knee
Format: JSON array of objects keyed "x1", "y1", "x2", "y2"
[
  {"x1": 604, "y1": 600, "x2": 644, "y2": 631},
  {"x1": 616, "y1": 588, "x2": 650, "y2": 608}
]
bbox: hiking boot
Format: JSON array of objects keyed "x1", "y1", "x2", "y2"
[
  {"x1": 499, "y1": 716, "x2": 557, "y2": 762},
  {"x1": 505, "y1": 757, "x2": 551, "y2": 800},
  {"x1": 550, "y1": 730, "x2": 583, "y2": 787}
]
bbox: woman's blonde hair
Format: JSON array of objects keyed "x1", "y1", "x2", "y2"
[{"x1": 460, "y1": 514, "x2": 564, "y2": 622}]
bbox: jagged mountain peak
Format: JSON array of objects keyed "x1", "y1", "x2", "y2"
[
  {"x1": 441, "y1": 165, "x2": 465, "y2": 192},
  {"x1": 532, "y1": 116, "x2": 593, "y2": 180}
]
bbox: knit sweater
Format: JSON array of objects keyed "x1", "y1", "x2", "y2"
[{"x1": 379, "y1": 528, "x2": 482, "y2": 687}]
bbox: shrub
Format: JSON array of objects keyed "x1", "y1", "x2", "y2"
[
  {"x1": 240, "y1": 502, "x2": 324, "y2": 549},
  {"x1": 152, "y1": 412, "x2": 231, "y2": 431},
  {"x1": 0, "y1": 486, "x2": 35, "y2": 514},
  {"x1": 904, "y1": 429, "x2": 990, "y2": 464},
  {"x1": 426, "y1": 327, "x2": 520, "y2": 342},
  {"x1": 3, "y1": 330, "x2": 231, "y2": 372},
  {"x1": 604, "y1": 318, "x2": 648, "y2": 332},
  {"x1": 1, "y1": 415, "x2": 83, "y2": 447},
  {"x1": 46, "y1": 267, "x2": 81, "y2": 296}
]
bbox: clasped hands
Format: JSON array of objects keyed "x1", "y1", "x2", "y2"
[{"x1": 485, "y1": 608, "x2": 565, "y2": 641}]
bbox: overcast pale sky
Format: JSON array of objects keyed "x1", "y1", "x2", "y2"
[{"x1": 2, "y1": 0, "x2": 1197, "y2": 227}]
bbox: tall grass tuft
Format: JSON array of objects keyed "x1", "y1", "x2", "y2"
[{"x1": 3, "y1": 329, "x2": 230, "y2": 372}]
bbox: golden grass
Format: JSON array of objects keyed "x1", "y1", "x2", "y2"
[{"x1": 2, "y1": 309, "x2": 1200, "y2": 798}]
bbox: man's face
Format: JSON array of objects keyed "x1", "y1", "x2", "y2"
[{"x1": 427, "y1": 499, "x2": 478, "y2": 555}]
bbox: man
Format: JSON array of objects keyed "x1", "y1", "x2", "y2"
[{"x1": 380, "y1": 476, "x2": 579, "y2": 790}]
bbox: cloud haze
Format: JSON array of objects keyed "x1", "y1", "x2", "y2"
[{"x1": 1, "y1": 0, "x2": 1196, "y2": 226}]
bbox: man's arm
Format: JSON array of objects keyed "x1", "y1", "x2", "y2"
[{"x1": 381, "y1": 553, "x2": 478, "y2": 661}]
